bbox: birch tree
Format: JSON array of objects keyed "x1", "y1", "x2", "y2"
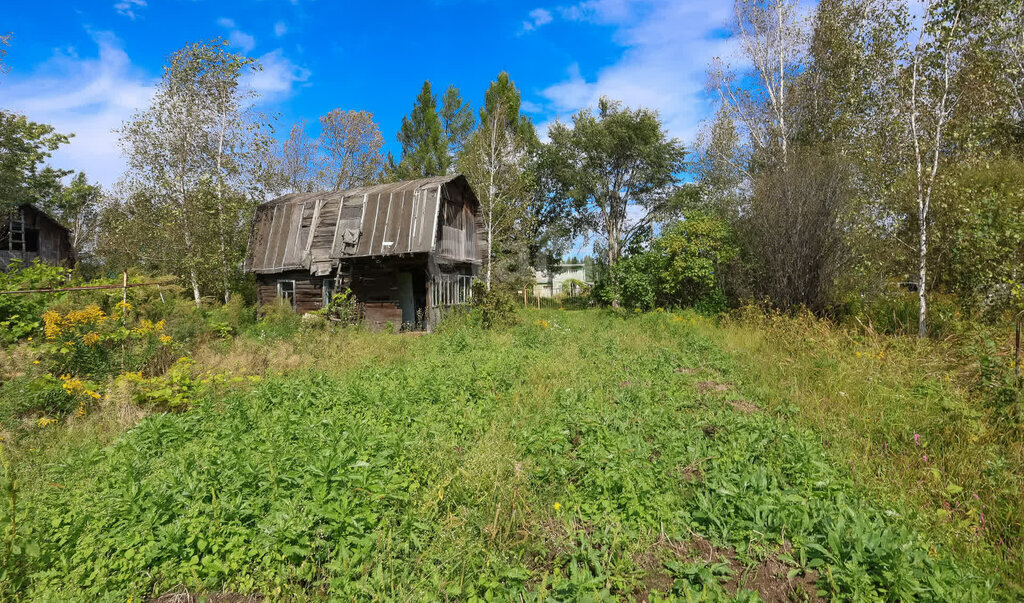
[
  {"x1": 272, "y1": 120, "x2": 324, "y2": 194},
  {"x1": 118, "y1": 40, "x2": 270, "y2": 304},
  {"x1": 906, "y1": 0, "x2": 963, "y2": 337},
  {"x1": 318, "y1": 109, "x2": 385, "y2": 190},
  {"x1": 709, "y1": 0, "x2": 806, "y2": 167},
  {"x1": 458, "y1": 73, "x2": 537, "y2": 289}
]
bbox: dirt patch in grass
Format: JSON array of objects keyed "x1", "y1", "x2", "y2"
[
  {"x1": 634, "y1": 535, "x2": 821, "y2": 602},
  {"x1": 727, "y1": 399, "x2": 762, "y2": 414},
  {"x1": 696, "y1": 381, "x2": 731, "y2": 393},
  {"x1": 672, "y1": 456, "x2": 710, "y2": 482}
]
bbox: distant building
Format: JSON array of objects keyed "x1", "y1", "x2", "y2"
[
  {"x1": 0, "y1": 204, "x2": 74, "y2": 271},
  {"x1": 244, "y1": 175, "x2": 484, "y2": 331},
  {"x1": 534, "y1": 263, "x2": 591, "y2": 298}
]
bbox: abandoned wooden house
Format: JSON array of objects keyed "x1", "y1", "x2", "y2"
[
  {"x1": 0, "y1": 204, "x2": 74, "y2": 271},
  {"x1": 243, "y1": 174, "x2": 485, "y2": 331}
]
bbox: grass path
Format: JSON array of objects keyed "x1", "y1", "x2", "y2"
[{"x1": 6, "y1": 310, "x2": 1003, "y2": 600}]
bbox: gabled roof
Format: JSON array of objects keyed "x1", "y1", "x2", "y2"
[{"x1": 244, "y1": 174, "x2": 476, "y2": 274}]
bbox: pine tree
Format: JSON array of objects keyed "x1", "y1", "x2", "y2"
[{"x1": 395, "y1": 81, "x2": 447, "y2": 178}]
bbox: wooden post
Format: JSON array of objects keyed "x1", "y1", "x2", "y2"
[
  {"x1": 523, "y1": 288, "x2": 527, "y2": 309},
  {"x1": 122, "y1": 271, "x2": 128, "y2": 304}
]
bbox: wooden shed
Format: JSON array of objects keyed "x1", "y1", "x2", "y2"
[
  {"x1": 243, "y1": 174, "x2": 484, "y2": 331},
  {"x1": 0, "y1": 204, "x2": 74, "y2": 271}
]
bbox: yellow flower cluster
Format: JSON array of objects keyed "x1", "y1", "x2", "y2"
[
  {"x1": 133, "y1": 319, "x2": 166, "y2": 336},
  {"x1": 37, "y1": 416, "x2": 58, "y2": 428},
  {"x1": 536, "y1": 319, "x2": 550, "y2": 329},
  {"x1": 43, "y1": 305, "x2": 108, "y2": 340},
  {"x1": 60, "y1": 374, "x2": 102, "y2": 401}
]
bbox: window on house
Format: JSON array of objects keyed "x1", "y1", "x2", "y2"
[
  {"x1": 322, "y1": 279, "x2": 334, "y2": 308},
  {"x1": 24, "y1": 228, "x2": 39, "y2": 252},
  {"x1": 277, "y1": 280, "x2": 296, "y2": 309}
]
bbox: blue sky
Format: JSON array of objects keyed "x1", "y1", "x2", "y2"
[{"x1": 1, "y1": 0, "x2": 737, "y2": 189}]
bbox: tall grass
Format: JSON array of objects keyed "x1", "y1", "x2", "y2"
[
  {"x1": 694, "y1": 307, "x2": 1023, "y2": 582},
  {"x1": 0, "y1": 310, "x2": 1010, "y2": 600}
]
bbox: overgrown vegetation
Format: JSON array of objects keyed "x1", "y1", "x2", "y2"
[{"x1": 1, "y1": 308, "x2": 1020, "y2": 600}]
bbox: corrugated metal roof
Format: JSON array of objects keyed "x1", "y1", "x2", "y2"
[{"x1": 244, "y1": 174, "x2": 469, "y2": 274}]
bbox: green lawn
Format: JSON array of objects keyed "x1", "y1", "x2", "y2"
[{"x1": 3, "y1": 310, "x2": 1011, "y2": 600}]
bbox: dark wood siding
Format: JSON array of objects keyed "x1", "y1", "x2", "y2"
[
  {"x1": 0, "y1": 205, "x2": 73, "y2": 271},
  {"x1": 256, "y1": 271, "x2": 325, "y2": 314}
]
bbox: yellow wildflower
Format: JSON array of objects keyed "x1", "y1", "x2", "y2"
[
  {"x1": 37, "y1": 416, "x2": 57, "y2": 428},
  {"x1": 115, "y1": 300, "x2": 132, "y2": 313},
  {"x1": 82, "y1": 332, "x2": 101, "y2": 346},
  {"x1": 159, "y1": 334, "x2": 173, "y2": 344},
  {"x1": 553, "y1": 502, "x2": 562, "y2": 511},
  {"x1": 43, "y1": 310, "x2": 62, "y2": 339},
  {"x1": 33, "y1": 360, "x2": 40, "y2": 365}
]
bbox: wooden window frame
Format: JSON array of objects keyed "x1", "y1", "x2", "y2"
[{"x1": 277, "y1": 280, "x2": 296, "y2": 309}]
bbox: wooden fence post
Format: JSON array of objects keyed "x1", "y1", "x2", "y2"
[{"x1": 122, "y1": 271, "x2": 128, "y2": 305}]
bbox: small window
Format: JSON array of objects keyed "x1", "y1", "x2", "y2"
[
  {"x1": 322, "y1": 279, "x2": 334, "y2": 307},
  {"x1": 277, "y1": 280, "x2": 295, "y2": 309},
  {"x1": 24, "y1": 229, "x2": 39, "y2": 253}
]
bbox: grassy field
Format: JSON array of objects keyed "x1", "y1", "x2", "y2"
[{"x1": 1, "y1": 309, "x2": 1018, "y2": 600}]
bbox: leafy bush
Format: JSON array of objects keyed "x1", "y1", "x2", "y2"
[
  {"x1": 0, "y1": 375, "x2": 75, "y2": 430},
  {"x1": 310, "y1": 289, "x2": 358, "y2": 325},
  {"x1": 471, "y1": 281, "x2": 518, "y2": 328},
  {"x1": 40, "y1": 302, "x2": 174, "y2": 378},
  {"x1": 595, "y1": 214, "x2": 736, "y2": 311},
  {"x1": 253, "y1": 298, "x2": 302, "y2": 338},
  {"x1": 0, "y1": 261, "x2": 71, "y2": 344}
]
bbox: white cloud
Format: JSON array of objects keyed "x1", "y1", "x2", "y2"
[
  {"x1": 2, "y1": 31, "x2": 156, "y2": 188},
  {"x1": 274, "y1": 21, "x2": 288, "y2": 37},
  {"x1": 245, "y1": 49, "x2": 310, "y2": 98},
  {"x1": 229, "y1": 30, "x2": 256, "y2": 52},
  {"x1": 522, "y1": 7, "x2": 554, "y2": 32},
  {"x1": 216, "y1": 18, "x2": 256, "y2": 53},
  {"x1": 533, "y1": 0, "x2": 736, "y2": 145},
  {"x1": 113, "y1": 0, "x2": 146, "y2": 20}
]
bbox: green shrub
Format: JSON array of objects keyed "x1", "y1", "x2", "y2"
[
  {"x1": 0, "y1": 375, "x2": 75, "y2": 430},
  {"x1": 253, "y1": 298, "x2": 302, "y2": 338},
  {"x1": 0, "y1": 261, "x2": 71, "y2": 344},
  {"x1": 471, "y1": 281, "x2": 518, "y2": 329},
  {"x1": 310, "y1": 289, "x2": 358, "y2": 326},
  {"x1": 40, "y1": 302, "x2": 174, "y2": 379}
]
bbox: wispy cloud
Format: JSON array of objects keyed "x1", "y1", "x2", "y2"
[
  {"x1": 113, "y1": 0, "x2": 146, "y2": 20},
  {"x1": 273, "y1": 21, "x2": 288, "y2": 37},
  {"x1": 2, "y1": 31, "x2": 155, "y2": 187},
  {"x1": 530, "y1": 0, "x2": 735, "y2": 146},
  {"x1": 217, "y1": 18, "x2": 256, "y2": 53},
  {"x1": 522, "y1": 8, "x2": 554, "y2": 32},
  {"x1": 229, "y1": 30, "x2": 256, "y2": 52},
  {"x1": 246, "y1": 49, "x2": 310, "y2": 98}
]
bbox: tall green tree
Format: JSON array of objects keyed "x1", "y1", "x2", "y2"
[
  {"x1": 0, "y1": 112, "x2": 70, "y2": 215},
  {"x1": 394, "y1": 81, "x2": 447, "y2": 179},
  {"x1": 41, "y1": 172, "x2": 101, "y2": 260},
  {"x1": 117, "y1": 39, "x2": 271, "y2": 304},
  {"x1": 458, "y1": 72, "x2": 538, "y2": 289},
  {"x1": 439, "y1": 85, "x2": 475, "y2": 170},
  {"x1": 318, "y1": 109, "x2": 385, "y2": 190},
  {"x1": 543, "y1": 98, "x2": 685, "y2": 278}
]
